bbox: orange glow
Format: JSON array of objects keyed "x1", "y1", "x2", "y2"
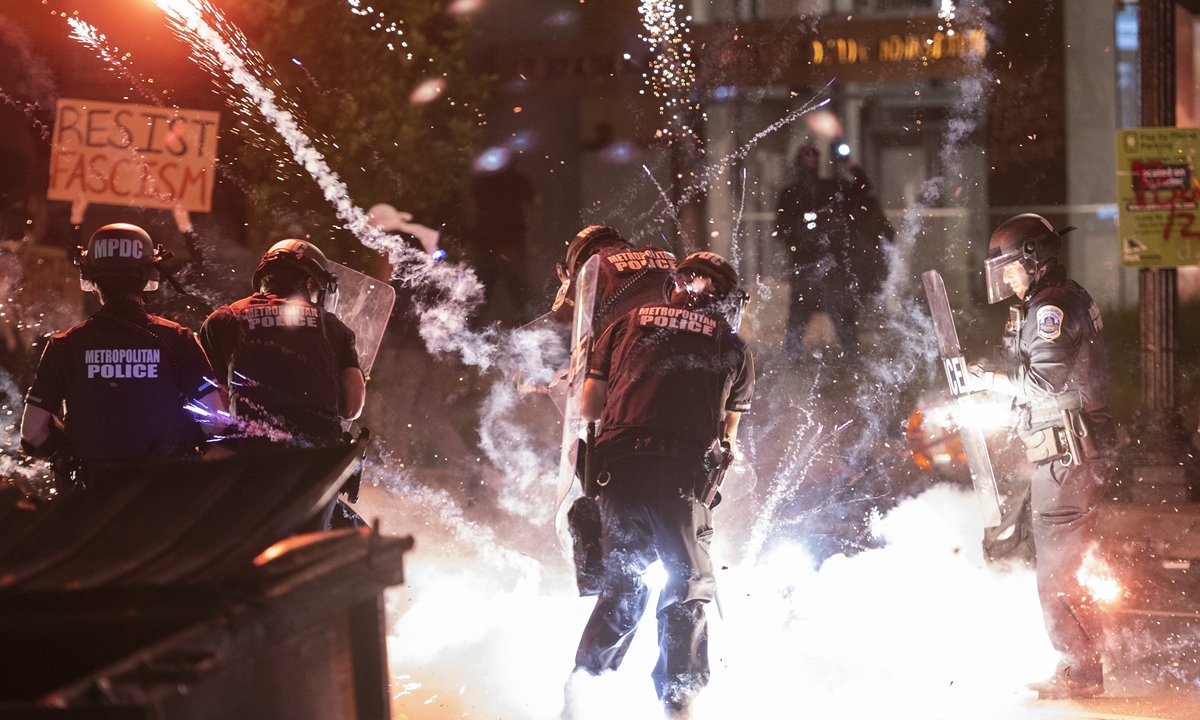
[
  {"x1": 252, "y1": 530, "x2": 354, "y2": 566},
  {"x1": 447, "y1": 0, "x2": 483, "y2": 14},
  {"x1": 253, "y1": 540, "x2": 288, "y2": 566},
  {"x1": 1076, "y1": 550, "x2": 1122, "y2": 604}
]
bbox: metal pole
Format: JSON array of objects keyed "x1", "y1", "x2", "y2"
[{"x1": 1138, "y1": 0, "x2": 1180, "y2": 453}]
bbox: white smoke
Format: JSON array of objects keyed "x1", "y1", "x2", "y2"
[
  {"x1": 373, "y1": 485, "x2": 1057, "y2": 720},
  {"x1": 475, "y1": 323, "x2": 568, "y2": 523}
]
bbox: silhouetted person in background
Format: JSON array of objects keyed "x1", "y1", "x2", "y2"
[
  {"x1": 470, "y1": 158, "x2": 538, "y2": 324},
  {"x1": 775, "y1": 143, "x2": 890, "y2": 361}
]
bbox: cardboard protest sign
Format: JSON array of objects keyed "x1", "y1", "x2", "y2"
[{"x1": 47, "y1": 99, "x2": 220, "y2": 215}]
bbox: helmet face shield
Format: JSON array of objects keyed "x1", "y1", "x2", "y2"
[
  {"x1": 723, "y1": 288, "x2": 750, "y2": 333},
  {"x1": 984, "y1": 251, "x2": 1022, "y2": 304}
]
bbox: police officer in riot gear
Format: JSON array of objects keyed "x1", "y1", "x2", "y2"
[
  {"x1": 20, "y1": 223, "x2": 223, "y2": 474},
  {"x1": 199, "y1": 239, "x2": 365, "y2": 448},
  {"x1": 573, "y1": 251, "x2": 753, "y2": 719},
  {"x1": 968, "y1": 214, "x2": 1114, "y2": 699},
  {"x1": 552, "y1": 225, "x2": 677, "y2": 333}
]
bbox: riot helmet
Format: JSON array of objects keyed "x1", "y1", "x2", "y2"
[
  {"x1": 669, "y1": 251, "x2": 749, "y2": 330},
  {"x1": 74, "y1": 223, "x2": 160, "y2": 293},
  {"x1": 563, "y1": 225, "x2": 627, "y2": 279},
  {"x1": 252, "y1": 239, "x2": 340, "y2": 312},
  {"x1": 984, "y1": 214, "x2": 1075, "y2": 303}
]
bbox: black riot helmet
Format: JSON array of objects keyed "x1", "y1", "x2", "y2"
[
  {"x1": 563, "y1": 225, "x2": 628, "y2": 278},
  {"x1": 984, "y1": 214, "x2": 1075, "y2": 303},
  {"x1": 74, "y1": 223, "x2": 161, "y2": 293},
  {"x1": 668, "y1": 251, "x2": 750, "y2": 331},
  {"x1": 252, "y1": 239, "x2": 340, "y2": 311}
]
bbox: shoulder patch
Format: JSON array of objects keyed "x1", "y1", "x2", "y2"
[{"x1": 1036, "y1": 305, "x2": 1064, "y2": 341}]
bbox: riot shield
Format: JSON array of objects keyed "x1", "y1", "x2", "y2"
[
  {"x1": 329, "y1": 262, "x2": 396, "y2": 377},
  {"x1": 555, "y1": 255, "x2": 600, "y2": 518},
  {"x1": 922, "y1": 269, "x2": 1002, "y2": 528},
  {"x1": 515, "y1": 311, "x2": 572, "y2": 416}
]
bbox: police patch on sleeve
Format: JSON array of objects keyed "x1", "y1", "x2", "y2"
[{"x1": 1036, "y1": 305, "x2": 1064, "y2": 341}]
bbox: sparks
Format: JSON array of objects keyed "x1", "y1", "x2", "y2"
[
  {"x1": 66, "y1": 18, "x2": 157, "y2": 101},
  {"x1": 637, "y1": 0, "x2": 697, "y2": 138},
  {"x1": 152, "y1": 0, "x2": 506, "y2": 372}
]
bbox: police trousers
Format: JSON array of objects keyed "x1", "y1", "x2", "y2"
[
  {"x1": 1031, "y1": 454, "x2": 1115, "y2": 683},
  {"x1": 574, "y1": 455, "x2": 716, "y2": 704}
]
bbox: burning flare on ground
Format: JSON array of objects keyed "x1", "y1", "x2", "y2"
[{"x1": 1077, "y1": 549, "x2": 1122, "y2": 605}]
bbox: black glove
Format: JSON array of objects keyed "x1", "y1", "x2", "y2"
[{"x1": 20, "y1": 422, "x2": 65, "y2": 460}]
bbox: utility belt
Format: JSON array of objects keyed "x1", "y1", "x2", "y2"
[
  {"x1": 1017, "y1": 391, "x2": 1109, "y2": 466},
  {"x1": 579, "y1": 428, "x2": 730, "y2": 508},
  {"x1": 569, "y1": 426, "x2": 731, "y2": 597}
]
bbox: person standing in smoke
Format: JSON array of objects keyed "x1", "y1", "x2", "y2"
[
  {"x1": 470, "y1": 160, "x2": 538, "y2": 323},
  {"x1": 571, "y1": 251, "x2": 753, "y2": 719},
  {"x1": 775, "y1": 142, "x2": 889, "y2": 359},
  {"x1": 199, "y1": 239, "x2": 365, "y2": 457},
  {"x1": 967, "y1": 214, "x2": 1115, "y2": 699},
  {"x1": 20, "y1": 224, "x2": 224, "y2": 479}
]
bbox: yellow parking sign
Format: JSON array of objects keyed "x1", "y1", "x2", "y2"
[{"x1": 1116, "y1": 127, "x2": 1200, "y2": 267}]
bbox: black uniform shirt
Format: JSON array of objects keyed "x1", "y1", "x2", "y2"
[
  {"x1": 199, "y1": 293, "x2": 360, "y2": 444},
  {"x1": 553, "y1": 244, "x2": 677, "y2": 335},
  {"x1": 25, "y1": 298, "x2": 214, "y2": 461},
  {"x1": 1010, "y1": 268, "x2": 1109, "y2": 421},
  {"x1": 587, "y1": 302, "x2": 754, "y2": 451}
]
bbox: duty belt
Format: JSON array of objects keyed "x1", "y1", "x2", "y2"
[
  {"x1": 595, "y1": 431, "x2": 706, "y2": 464},
  {"x1": 1018, "y1": 390, "x2": 1102, "y2": 466}
]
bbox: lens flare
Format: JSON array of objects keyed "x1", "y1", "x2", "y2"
[
  {"x1": 805, "y1": 109, "x2": 843, "y2": 138},
  {"x1": 447, "y1": 0, "x2": 483, "y2": 14},
  {"x1": 409, "y1": 78, "x2": 446, "y2": 104}
]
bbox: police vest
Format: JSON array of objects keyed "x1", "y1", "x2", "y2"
[
  {"x1": 45, "y1": 306, "x2": 197, "y2": 461},
  {"x1": 226, "y1": 295, "x2": 342, "y2": 442},
  {"x1": 592, "y1": 245, "x2": 677, "y2": 334}
]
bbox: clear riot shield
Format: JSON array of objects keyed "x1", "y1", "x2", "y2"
[
  {"x1": 555, "y1": 255, "x2": 600, "y2": 519},
  {"x1": 922, "y1": 269, "x2": 1002, "y2": 528},
  {"x1": 328, "y1": 262, "x2": 396, "y2": 377},
  {"x1": 515, "y1": 311, "x2": 572, "y2": 415}
]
